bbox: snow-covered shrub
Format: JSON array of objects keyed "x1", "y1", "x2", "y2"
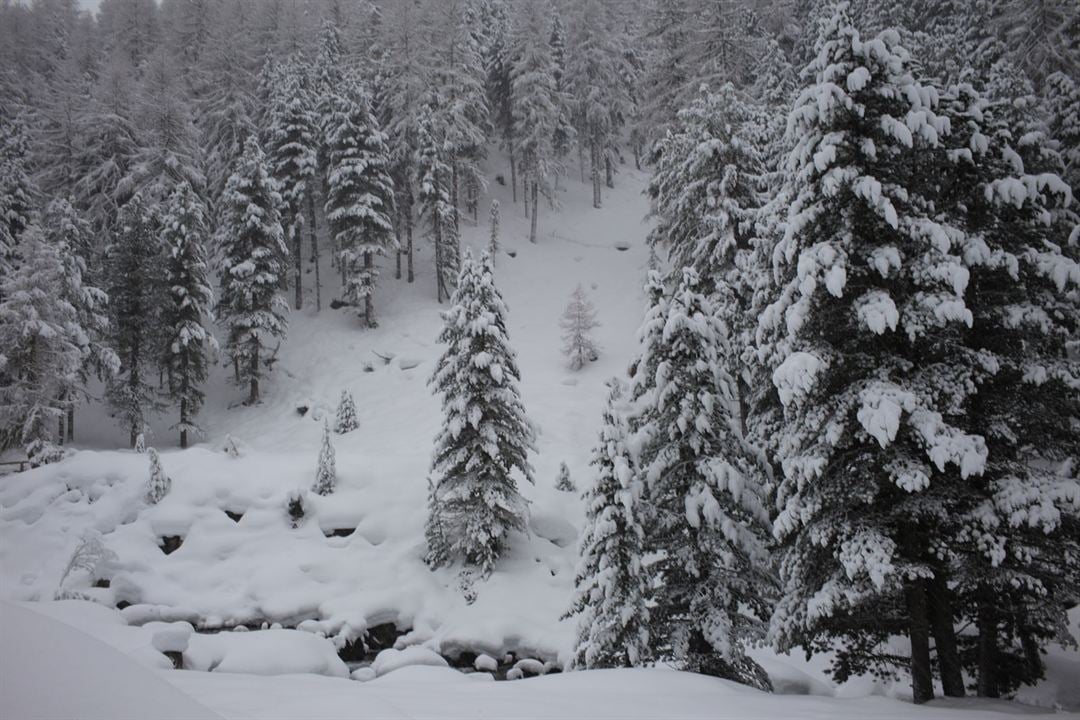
[
  {"x1": 54, "y1": 530, "x2": 118, "y2": 600},
  {"x1": 287, "y1": 489, "x2": 307, "y2": 528},
  {"x1": 334, "y1": 390, "x2": 358, "y2": 434},
  {"x1": 146, "y1": 448, "x2": 171, "y2": 504}
]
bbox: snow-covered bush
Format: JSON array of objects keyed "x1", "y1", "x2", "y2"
[
  {"x1": 54, "y1": 530, "x2": 118, "y2": 600},
  {"x1": 146, "y1": 448, "x2": 171, "y2": 504}
]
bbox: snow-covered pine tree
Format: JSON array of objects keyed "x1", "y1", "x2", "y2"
[
  {"x1": 1044, "y1": 71, "x2": 1080, "y2": 243},
  {"x1": 567, "y1": 0, "x2": 631, "y2": 208},
  {"x1": 429, "y1": 0, "x2": 491, "y2": 226},
  {"x1": 415, "y1": 104, "x2": 460, "y2": 304},
  {"x1": 43, "y1": 198, "x2": 118, "y2": 444},
  {"x1": 334, "y1": 389, "x2": 358, "y2": 434},
  {"x1": 560, "y1": 285, "x2": 600, "y2": 370},
  {"x1": 324, "y1": 84, "x2": 397, "y2": 326},
  {"x1": 268, "y1": 57, "x2": 318, "y2": 312},
  {"x1": 0, "y1": 112, "x2": 35, "y2": 281},
  {"x1": 936, "y1": 80, "x2": 1080, "y2": 698},
  {"x1": 215, "y1": 137, "x2": 289, "y2": 405},
  {"x1": 628, "y1": 270, "x2": 668, "y2": 406},
  {"x1": 121, "y1": 50, "x2": 204, "y2": 204},
  {"x1": 647, "y1": 83, "x2": 764, "y2": 288},
  {"x1": 105, "y1": 193, "x2": 166, "y2": 449},
  {"x1": 635, "y1": 268, "x2": 772, "y2": 689},
  {"x1": 426, "y1": 249, "x2": 535, "y2": 575},
  {"x1": 482, "y1": 0, "x2": 517, "y2": 200},
  {"x1": 488, "y1": 198, "x2": 500, "y2": 260},
  {"x1": 760, "y1": 6, "x2": 983, "y2": 703},
  {"x1": 312, "y1": 420, "x2": 337, "y2": 496},
  {"x1": 555, "y1": 461, "x2": 575, "y2": 492},
  {"x1": 511, "y1": 0, "x2": 560, "y2": 243},
  {"x1": 161, "y1": 181, "x2": 216, "y2": 449},
  {"x1": 74, "y1": 52, "x2": 140, "y2": 248},
  {"x1": 0, "y1": 225, "x2": 82, "y2": 464},
  {"x1": 146, "y1": 447, "x2": 171, "y2": 504},
  {"x1": 567, "y1": 378, "x2": 650, "y2": 669}
]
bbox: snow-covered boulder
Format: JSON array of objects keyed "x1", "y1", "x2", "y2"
[
  {"x1": 372, "y1": 646, "x2": 449, "y2": 677},
  {"x1": 185, "y1": 629, "x2": 348, "y2": 678}
]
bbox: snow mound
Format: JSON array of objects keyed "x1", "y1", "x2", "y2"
[
  {"x1": 371, "y1": 645, "x2": 449, "y2": 677},
  {"x1": 0, "y1": 600, "x2": 219, "y2": 720},
  {"x1": 185, "y1": 629, "x2": 348, "y2": 677}
]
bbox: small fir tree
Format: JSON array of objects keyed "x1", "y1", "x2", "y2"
[
  {"x1": 555, "y1": 462, "x2": 576, "y2": 492},
  {"x1": 560, "y1": 285, "x2": 600, "y2": 370},
  {"x1": 215, "y1": 137, "x2": 289, "y2": 405},
  {"x1": 146, "y1": 447, "x2": 171, "y2": 504},
  {"x1": 334, "y1": 390, "x2": 359, "y2": 434},
  {"x1": 567, "y1": 378, "x2": 650, "y2": 669},
  {"x1": 488, "y1": 199, "x2": 500, "y2": 260},
  {"x1": 312, "y1": 420, "x2": 337, "y2": 496},
  {"x1": 426, "y1": 250, "x2": 535, "y2": 575}
]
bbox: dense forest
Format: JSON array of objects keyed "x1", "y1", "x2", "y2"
[{"x1": 1, "y1": 0, "x2": 1078, "y2": 707}]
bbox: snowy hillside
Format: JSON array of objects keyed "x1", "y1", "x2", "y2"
[{"x1": 0, "y1": 153, "x2": 653, "y2": 665}]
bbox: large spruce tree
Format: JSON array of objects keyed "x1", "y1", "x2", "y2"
[
  {"x1": 426, "y1": 249, "x2": 534, "y2": 576},
  {"x1": 215, "y1": 137, "x2": 289, "y2": 405},
  {"x1": 161, "y1": 181, "x2": 216, "y2": 449}
]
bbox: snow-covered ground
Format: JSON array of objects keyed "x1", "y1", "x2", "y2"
[
  {"x1": 1, "y1": 156, "x2": 1078, "y2": 717},
  {"x1": 4, "y1": 600, "x2": 1073, "y2": 720}
]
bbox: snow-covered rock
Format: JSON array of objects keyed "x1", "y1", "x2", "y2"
[{"x1": 371, "y1": 646, "x2": 449, "y2": 677}]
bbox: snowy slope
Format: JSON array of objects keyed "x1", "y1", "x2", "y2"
[{"x1": 0, "y1": 155, "x2": 653, "y2": 665}]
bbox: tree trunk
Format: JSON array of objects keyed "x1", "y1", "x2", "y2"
[
  {"x1": 529, "y1": 180, "x2": 539, "y2": 243},
  {"x1": 66, "y1": 406, "x2": 74, "y2": 442},
  {"x1": 293, "y1": 225, "x2": 303, "y2": 310},
  {"x1": 405, "y1": 192, "x2": 414, "y2": 283},
  {"x1": 633, "y1": 141, "x2": 641, "y2": 171},
  {"x1": 906, "y1": 578, "x2": 935, "y2": 704},
  {"x1": 977, "y1": 599, "x2": 1000, "y2": 698},
  {"x1": 605, "y1": 154, "x2": 614, "y2": 189},
  {"x1": 58, "y1": 413, "x2": 65, "y2": 446},
  {"x1": 306, "y1": 192, "x2": 320, "y2": 312},
  {"x1": 591, "y1": 142, "x2": 602, "y2": 209},
  {"x1": 394, "y1": 203, "x2": 403, "y2": 280},
  {"x1": 929, "y1": 571, "x2": 965, "y2": 698},
  {"x1": 434, "y1": 219, "x2": 445, "y2": 303},
  {"x1": 364, "y1": 254, "x2": 375, "y2": 327},
  {"x1": 579, "y1": 142, "x2": 586, "y2": 183},
  {"x1": 451, "y1": 164, "x2": 460, "y2": 233},
  {"x1": 524, "y1": 171, "x2": 530, "y2": 218},
  {"x1": 510, "y1": 146, "x2": 517, "y2": 203},
  {"x1": 248, "y1": 346, "x2": 259, "y2": 405},
  {"x1": 179, "y1": 397, "x2": 188, "y2": 450}
]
